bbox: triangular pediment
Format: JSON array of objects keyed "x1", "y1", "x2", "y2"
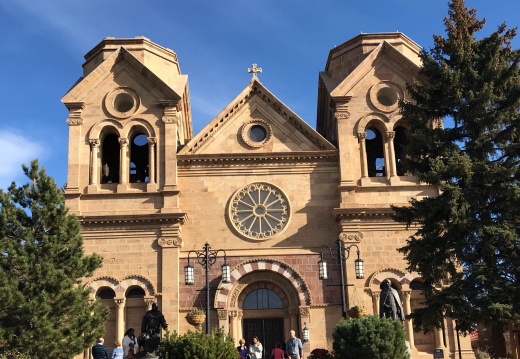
[
  {"x1": 61, "y1": 47, "x2": 186, "y2": 103},
  {"x1": 179, "y1": 78, "x2": 335, "y2": 155},
  {"x1": 330, "y1": 41, "x2": 422, "y2": 98}
]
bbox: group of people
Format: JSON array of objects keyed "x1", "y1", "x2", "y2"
[
  {"x1": 92, "y1": 303, "x2": 168, "y2": 359},
  {"x1": 237, "y1": 330, "x2": 303, "y2": 359},
  {"x1": 91, "y1": 328, "x2": 139, "y2": 359}
]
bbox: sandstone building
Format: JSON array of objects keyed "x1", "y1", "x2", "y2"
[{"x1": 62, "y1": 33, "x2": 478, "y2": 359}]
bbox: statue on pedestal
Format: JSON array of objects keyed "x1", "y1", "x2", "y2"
[
  {"x1": 379, "y1": 279, "x2": 405, "y2": 321},
  {"x1": 139, "y1": 303, "x2": 168, "y2": 356}
]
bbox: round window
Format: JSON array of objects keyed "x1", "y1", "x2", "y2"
[
  {"x1": 229, "y1": 182, "x2": 291, "y2": 240},
  {"x1": 369, "y1": 82, "x2": 403, "y2": 113},
  {"x1": 105, "y1": 87, "x2": 140, "y2": 119},
  {"x1": 241, "y1": 120, "x2": 273, "y2": 148}
]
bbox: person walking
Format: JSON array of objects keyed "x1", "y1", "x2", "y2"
[
  {"x1": 110, "y1": 341, "x2": 124, "y2": 359},
  {"x1": 285, "y1": 330, "x2": 303, "y2": 359},
  {"x1": 237, "y1": 338, "x2": 248, "y2": 359},
  {"x1": 249, "y1": 336, "x2": 263, "y2": 359},
  {"x1": 92, "y1": 337, "x2": 109, "y2": 359}
]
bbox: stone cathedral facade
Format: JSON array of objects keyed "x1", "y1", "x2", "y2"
[{"x1": 62, "y1": 33, "x2": 476, "y2": 359}]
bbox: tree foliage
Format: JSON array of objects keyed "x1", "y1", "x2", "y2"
[
  {"x1": 0, "y1": 160, "x2": 108, "y2": 358},
  {"x1": 332, "y1": 316, "x2": 410, "y2": 359},
  {"x1": 158, "y1": 329, "x2": 237, "y2": 359},
  {"x1": 393, "y1": 0, "x2": 520, "y2": 337}
]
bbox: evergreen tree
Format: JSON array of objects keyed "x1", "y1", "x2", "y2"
[
  {"x1": 332, "y1": 316, "x2": 410, "y2": 359},
  {"x1": 392, "y1": 0, "x2": 520, "y2": 356},
  {"x1": 0, "y1": 160, "x2": 108, "y2": 358}
]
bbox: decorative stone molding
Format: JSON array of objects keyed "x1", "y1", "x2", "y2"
[
  {"x1": 89, "y1": 139, "x2": 100, "y2": 148},
  {"x1": 115, "y1": 299, "x2": 125, "y2": 308},
  {"x1": 334, "y1": 111, "x2": 351, "y2": 120},
  {"x1": 147, "y1": 137, "x2": 157, "y2": 145},
  {"x1": 241, "y1": 119, "x2": 273, "y2": 148},
  {"x1": 162, "y1": 115, "x2": 180, "y2": 124},
  {"x1": 217, "y1": 309, "x2": 228, "y2": 320},
  {"x1": 339, "y1": 232, "x2": 364, "y2": 242},
  {"x1": 118, "y1": 137, "x2": 128, "y2": 145},
  {"x1": 357, "y1": 133, "x2": 367, "y2": 141},
  {"x1": 229, "y1": 284, "x2": 247, "y2": 308},
  {"x1": 157, "y1": 237, "x2": 183, "y2": 248},
  {"x1": 229, "y1": 310, "x2": 238, "y2": 318},
  {"x1": 386, "y1": 131, "x2": 395, "y2": 140},
  {"x1": 65, "y1": 102, "x2": 85, "y2": 126},
  {"x1": 299, "y1": 307, "x2": 310, "y2": 317},
  {"x1": 228, "y1": 182, "x2": 291, "y2": 240}
]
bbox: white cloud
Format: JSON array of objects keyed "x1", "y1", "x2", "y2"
[{"x1": 0, "y1": 130, "x2": 45, "y2": 190}]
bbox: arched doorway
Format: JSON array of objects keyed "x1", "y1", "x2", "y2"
[
  {"x1": 214, "y1": 259, "x2": 312, "y2": 357},
  {"x1": 241, "y1": 286, "x2": 286, "y2": 358}
]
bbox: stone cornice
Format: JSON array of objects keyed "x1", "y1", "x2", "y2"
[
  {"x1": 79, "y1": 212, "x2": 188, "y2": 226},
  {"x1": 333, "y1": 207, "x2": 395, "y2": 221},
  {"x1": 177, "y1": 151, "x2": 339, "y2": 166}
]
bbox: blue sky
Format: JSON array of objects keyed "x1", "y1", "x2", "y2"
[{"x1": 1, "y1": 0, "x2": 519, "y2": 189}]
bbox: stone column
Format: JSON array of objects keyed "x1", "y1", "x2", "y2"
[
  {"x1": 89, "y1": 139, "x2": 100, "y2": 185},
  {"x1": 158, "y1": 224, "x2": 185, "y2": 334},
  {"x1": 237, "y1": 311, "x2": 244, "y2": 342},
  {"x1": 435, "y1": 323, "x2": 445, "y2": 349},
  {"x1": 218, "y1": 309, "x2": 229, "y2": 333},
  {"x1": 386, "y1": 131, "x2": 397, "y2": 178},
  {"x1": 289, "y1": 308, "x2": 299, "y2": 336},
  {"x1": 147, "y1": 137, "x2": 156, "y2": 184},
  {"x1": 115, "y1": 298, "x2": 126, "y2": 343},
  {"x1": 229, "y1": 310, "x2": 238, "y2": 344},
  {"x1": 283, "y1": 313, "x2": 291, "y2": 342},
  {"x1": 64, "y1": 102, "x2": 85, "y2": 213},
  {"x1": 160, "y1": 102, "x2": 180, "y2": 211},
  {"x1": 371, "y1": 291, "x2": 380, "y2": 316},
  {"x1": 402, "y1": 291, "x2": 415, "y2": 349},
  {"x1": 358, "y1": 133, "x2": 368, "y2": 178},
  {"x1": 118, "y1": 138, "x2": 129, "y2": 184}
]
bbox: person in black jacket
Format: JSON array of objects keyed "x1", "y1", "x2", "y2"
[{"x1": 92, "y1": 337, "x2": 109, "y2": 359}]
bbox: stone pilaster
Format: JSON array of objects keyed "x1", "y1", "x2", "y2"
[{"x1": 160, "y1": 101, "x2": 180, "y2": 212}]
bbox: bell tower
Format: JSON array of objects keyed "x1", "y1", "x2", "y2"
[{"x1": 62, "y1": 37, "x2": 191, "y2": 336}]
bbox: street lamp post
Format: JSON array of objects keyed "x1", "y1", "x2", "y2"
[
  {"x1": 318, "y1": 238, "x2": 364, "y2": 319},
  {"x1": 184, "y1": 242, "x2": 231, "y2": 334}
]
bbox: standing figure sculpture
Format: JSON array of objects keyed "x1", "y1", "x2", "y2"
[
  {"x1": 379, "y1": 279, "x2": 405, "y2": 321},
  {"x1": 139, "y1": 303, "x2": 168, "y2": 355}
]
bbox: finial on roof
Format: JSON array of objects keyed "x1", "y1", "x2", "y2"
[{"x1": 248, "y1": 63, "x2": 262, "y2": 79}]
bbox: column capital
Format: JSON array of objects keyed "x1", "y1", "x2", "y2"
[
  {"x1": 371, "y1": 290, "x2": 381, "y2": 300},
  {"x1": 65, "y1": 101, "x2": 85, "y2": 126},
  {"x1": 402, "y1": 291, "x2": 412, "y2": 300},
  {"x1": 157, "y1": 237, "x2": 183, "y2": 248},
  {"x1": 228, "y1": 310, "x2": 238, "y2": 318},
  {"x1": 118, "y1": 137, "x2": 129, "y2": 146},
  {"x1": 147, "y1": 137, "x2": 157, "y2": 145},
  {"x1": 386, "y1": 131, "x2": 395, "y2": 140},
  {"x1": 115, "y1": 298, "x2": 125, "y2": 308},
  {"x1": 237, "y1": 311, "x2": 244, "y2": 320},
  {"x1": 299, "y1": 306, "x2": 310, "y2": 318},
  {"x1": 217, "y1": 309, "x2": 229, "y2": 320},
  {"x1": 89, "y1": 139, "x2": 100, "y2": 148},
  {"x1": 357, "y1": 132, "x2": 367, "y2": 141}
]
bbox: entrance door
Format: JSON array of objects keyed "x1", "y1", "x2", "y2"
[{"x1": 243, "y1": 318, "x2": 284, "y2": 358}]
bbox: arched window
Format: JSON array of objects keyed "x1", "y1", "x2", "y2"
[
  {"x1": 129, "y1": 133, "x2": 149, "y2": 183},
  {"x1": 410, "y1": 280, "x2": 424, "y2": 291},
  {"x1": 101, "y1": 134, "x2": 120, "y2": 184},
  {"x1": 96, "y1": 287, "x2": 116, "y2": 299},
  {"x1": 243, "y1": 288, "x2": 283, "y2": 310},
  {"x1": 365, "y1": 127, "x2": 386, "y2": 177},
  {"x1": 126, "y1": 287, "x2": 145, "y2": 298},
  {"x1": 394, "y1": 127, "x2": 408, "y2": 176}
]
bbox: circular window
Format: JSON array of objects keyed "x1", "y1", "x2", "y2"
[
  {"x1": 248, "y1": 125, "x2": 267, "y2": 142},
  {"x1": 115, "y1": 93, "x2": 134, "y2": 113},
  {"x1": 369, "y1": 82, "x2": 403, "y2": 113},
  {"x1": 105, "y1": 87, "x2": 140, "y2": 119},
  {"x1": 229, "y1": 182, "x2": 291, "y2": 240},
  {"x1": 241, "y1": 120, "x2": 272, "y2": 148}
]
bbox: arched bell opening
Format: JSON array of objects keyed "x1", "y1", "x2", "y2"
[{"x1": 101, "y1": 133, "x2": 120, "y2": 184}]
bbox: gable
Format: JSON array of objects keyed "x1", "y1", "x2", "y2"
[
  {"x1": 180, "y1": 79, "x2": 335, "y2": 155},
  {"x1": 62, "y1": 47, "x2": 185, "y2": 104}
]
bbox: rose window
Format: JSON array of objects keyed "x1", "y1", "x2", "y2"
[{"x1": 229, "y1": 183, "x2": 291, "y2": 240}]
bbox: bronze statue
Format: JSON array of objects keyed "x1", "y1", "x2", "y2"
[
  {"x1": 139, "y1": 303, "x2": 168, "y2": 355},
  {"x1": 379, "y1": 279, "x2": 405, "y2": 321}
]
